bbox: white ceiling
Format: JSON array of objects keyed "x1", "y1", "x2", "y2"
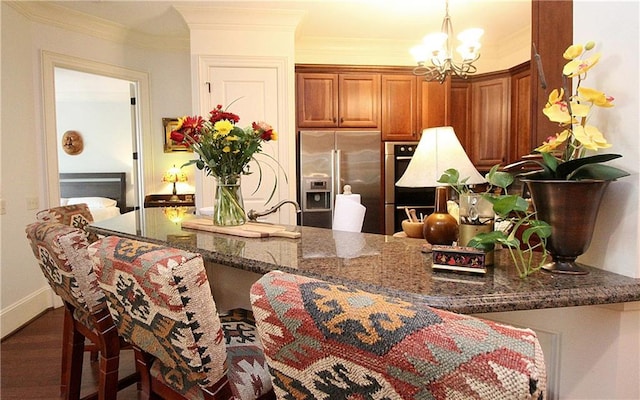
[{"x1": 49, "y1": 0, "x2": 531, "y2": 48}]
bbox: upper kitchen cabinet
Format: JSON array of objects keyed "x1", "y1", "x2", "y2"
[
  {"x1": 417, "y1": 78, "x2": 449, "y2": 132},
  {"x1": 381, "y1": 74, "x2": 417, "y2": 141},
  {"x1": 297, "y1": 72, "x2": 380, "y2": 129},
  {"x1": 509, "y1": 62, "x2": 532, "y2": 163},
  {"x1": 380, "y1": 74, "x2": 450, "y2": 141},
  {"x1": 470, "y1": 73, "x2": 511, "y2": 169}
]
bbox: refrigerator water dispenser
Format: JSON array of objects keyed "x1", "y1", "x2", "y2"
[{"x1": 302, "y1": 177, "x2": 331, "y2": 211}]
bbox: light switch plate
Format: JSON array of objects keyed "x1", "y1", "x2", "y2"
[{"x1": 26, "y1": 196, "x2": 39, "y2": 210}]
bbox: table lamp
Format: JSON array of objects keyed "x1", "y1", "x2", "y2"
[
  {"x1": 162, "y1": 165, "x2": 188, "y2": 202},
  {"x1": 395, "y1": 126, "x2": 485, "y2": 246}
]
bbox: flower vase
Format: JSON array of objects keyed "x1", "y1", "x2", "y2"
[
  {"x1": 213, "y1": 174, "x2": 247, "y2": 226},
  {"x1": 523, "y1": 179, "x2": 610, "y2": 275}
]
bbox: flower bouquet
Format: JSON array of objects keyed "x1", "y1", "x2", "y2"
[{"x1": 171, "y1": 102, "x2": 282, "y2": 226}]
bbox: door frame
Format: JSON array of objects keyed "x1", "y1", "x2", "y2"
[{"x1": 41, "y1": 50, "x2": 152, "y2": 210}]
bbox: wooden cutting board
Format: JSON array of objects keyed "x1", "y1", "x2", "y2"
[{"x1": 182, "y1": 219, "x2": 301, "y2": 239}]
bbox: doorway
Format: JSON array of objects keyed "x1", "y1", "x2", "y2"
[
  {"x1": 54, "y1": 67, "x2": 137, "y2": 207},
  {"x1": 41, "y1": 51, "x2": 152, "y2": 211}
]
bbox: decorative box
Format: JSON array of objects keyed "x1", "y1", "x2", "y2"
[{"x1": 431, "y1": 245, "x2": 487, "y2": 274}]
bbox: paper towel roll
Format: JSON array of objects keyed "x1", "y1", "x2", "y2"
[
  {"x1": 332, "y1": 194, "x2": 366, "y2": 232},
  {"x1": 333, "y1": 230, "x2": 366, "y2": 259}
]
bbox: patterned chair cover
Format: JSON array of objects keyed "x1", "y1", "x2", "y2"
[
  {"x1": 36, "y1": 204, "x2": 98, "y2": 243},
  {"x1": 25, "y1": 221, "x2": 104, "y2": 326},
  {"x1": 25, "y1": 221, "x2": 137, "y2": 399},
  {"x1": 88, "y1": 236, "x2": 273, "y2": 400},
  {"x1": 250, "y1": 271, "x2": 547, "y2": 400}
]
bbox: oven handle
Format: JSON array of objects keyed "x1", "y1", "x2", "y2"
[{"x1": 396, "y1": 156, "x2": 413, "y2": 161}]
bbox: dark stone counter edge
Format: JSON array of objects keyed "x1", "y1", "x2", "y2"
[{"x1": 90, "y1": 225, "x2": 640, "y2": 314}]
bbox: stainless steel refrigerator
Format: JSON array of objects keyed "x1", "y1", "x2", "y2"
[{"x1": 298, "y1": 130, "x2": 382, "y2": 234}]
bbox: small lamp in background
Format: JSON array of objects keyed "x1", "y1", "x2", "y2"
[
  {"x1": 162, "y1": 165, "x2": 188, "y2": 202},
  {"x1": 163, "y1": 206, "x2": 189, "y2": 224},
  {"x1": 396, "y1": 126, "x2": 484, "y2": 246}
]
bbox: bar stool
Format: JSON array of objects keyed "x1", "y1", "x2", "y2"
[
  {"x1": 25, "y1": 221, "x2": 138, "y2": 400},
  {"x1": 251, "y1": 271, "x2": 547, "y2": 399},
  {"x1": 89, "y1": 236, "x2": 275, "y2": 400}
]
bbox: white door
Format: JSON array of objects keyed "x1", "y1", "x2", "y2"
[{"x1": 199, "y1": 62, "x2": 292, "y2": 224}]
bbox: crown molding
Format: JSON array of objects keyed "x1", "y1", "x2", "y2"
[
  {"x1": 7, "y1": 1, "x2": 189, "y2": 52},
  {"x1": 174, "y1": 5, "x2": 304, "y2": 34}
]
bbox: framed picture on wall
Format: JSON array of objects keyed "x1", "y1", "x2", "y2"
[{"x1": 163, "y1": 117, "x2": 191, "y2": 153}]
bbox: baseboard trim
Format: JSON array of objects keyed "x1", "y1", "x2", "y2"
[{"x1": 1, "y1": 287, "x2": 55, "y2": 339}]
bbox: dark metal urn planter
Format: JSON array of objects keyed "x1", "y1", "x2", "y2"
[{"x1": 523, "y1": 179, "x2": 610, "y2": 275}]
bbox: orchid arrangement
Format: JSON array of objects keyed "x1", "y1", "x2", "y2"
[
  {"x1": 171, "y1": 103, "x2": 283, "y2": 202},
  {"x1": 517, "y1": 41, "x2": 628, "y2": 181}
]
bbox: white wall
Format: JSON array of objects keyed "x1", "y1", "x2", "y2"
[{"x1": 0, "y1": 2, "x2": 193, "y2": 336}]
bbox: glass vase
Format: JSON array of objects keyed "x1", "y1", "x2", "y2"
[{"x1": 213, "y1": 174, "x2": 247, "y2": 226}]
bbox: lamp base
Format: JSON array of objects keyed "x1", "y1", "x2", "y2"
[{"x1": 423, "y1": 212, "x2": 458, "y2": 246}]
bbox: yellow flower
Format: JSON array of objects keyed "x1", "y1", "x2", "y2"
[
  {"x1": 271, "y1": 131, "x2": 278, "y2": 141},
  {"x1": 573, "y1": 125, "x2": 612, "y2": 150},
  {"x1": 543, "y1": 89, "x2": 571, "y2": 124},
  {"x1": 214, "y1": 120, "x2": 233, "y2": 136},
  {"x1": 535, "y1": 130, "x2": 570, "y2": 152},
  {"x1": 563, "y1": 53, "x2": 601, "y2": 77},
  {"x1": 222, "y1": 145, "x2": 231, "y2": 153},
  {"x1": 578, "y1": 87, "x2": 615, "y2": 108},
  {"x1": 563, "y1": 44, "x2": 583, "y2": 60},
  {"x1": 225, "y1": 135, "x2": 239, "y2": 141}
]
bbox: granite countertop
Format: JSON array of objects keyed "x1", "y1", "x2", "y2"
[{"x1": 89, "y1": 209, "x2": 640, "y2": 314}]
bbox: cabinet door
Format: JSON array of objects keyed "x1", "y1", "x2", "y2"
[
  {"x1": 471, "y1": 76, "x2": 511, "y2": 169},
  {"x1": 510, "y1": 67, "x2": 532, "y2": 163},
  {"x1": 417, "y1": 79, "x2": 449, "y2": 132},
  {"x1": 338, "y1": 74, "x2": 380, "y2": 128},
  {"x1": 381, "y1": 74, "x2": 417, "y2": 141},
  {"x1": 449, "y1": 80, "x2": 471, "y2": 153},
  {"x1": 297, "y1": 73, "x2": 338, "y2": 128}
]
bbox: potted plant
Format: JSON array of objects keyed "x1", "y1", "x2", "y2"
[
  {"x1": 439, "y1": 166, "x2": 552, "y2": 278},
  {"x1": 509, "y1": 41, "x2": 629, "y2": 274}
]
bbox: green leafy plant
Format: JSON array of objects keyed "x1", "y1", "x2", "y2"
[{"x1": 440, "y1": 166, "x2": 552, "y2": 278}]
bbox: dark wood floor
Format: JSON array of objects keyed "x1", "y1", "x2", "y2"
[{"x1": 1, "y1": 307, "x2": 141, "y2": 399}]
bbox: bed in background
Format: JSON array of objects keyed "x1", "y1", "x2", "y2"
[{"x1": 59, "y1": 172, "x2": 127, "y2": 222}]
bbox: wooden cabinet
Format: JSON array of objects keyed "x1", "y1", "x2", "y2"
[
  {"x1": 470, "y1": 74, "x2": 511, "y2": 169},
  {"x1": 417, "y1": 79, "x2": 449, "y2": 132},
  {"x1": 297, "y1": 72, "x2": 380, "y2": 128},
  {"x1": 510, "y1": 63, "x2": 532, "y2": 162},
  {"x1": 381, "y1": 74, "x2": 417, "y2": 141},
  {"x1": 380, "y1": 74, "x2": 450, "y2": 141},
  {"x1": 448, "y1": 80, "x2": 472, "y2": 153}
]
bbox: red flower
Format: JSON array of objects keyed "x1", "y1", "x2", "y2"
[
  {"x1": 209, "y1": 105, "x2": 240, "y2": 124},
  {"x1": 170, "y1": 130, "x2": 185, "y2": 143},
  {"x1": 252, "y1": 121, "x2": 276, "y2": 141}
]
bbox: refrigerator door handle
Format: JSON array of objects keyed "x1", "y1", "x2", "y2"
[
  {"x1": 335, "y1": 149, "x2": 342, "y2": 195},
  {"x1": 330, "y1": 149, "x2": 336, "y2": 214}
]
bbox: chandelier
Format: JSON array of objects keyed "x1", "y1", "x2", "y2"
[{"x1": 410, "y1": 0, "x2": 483, "y2": 83}]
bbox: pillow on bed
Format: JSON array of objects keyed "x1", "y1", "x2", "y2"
[{"x1": 66, "y1": 197, "x2": 117, "y2": 209}]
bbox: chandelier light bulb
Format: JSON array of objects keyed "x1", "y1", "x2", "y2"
[{"x1": 411, "y1": 0, "x2": 483, "y2": 83}]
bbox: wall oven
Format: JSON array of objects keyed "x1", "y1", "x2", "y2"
[{"x1": 384, "y1": 142, "x2": 435, "y2": 235}]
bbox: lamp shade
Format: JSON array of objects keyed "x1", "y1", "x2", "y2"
[
  {"x1": 162, "y1": 165, "x2": 188, "y2": 183},
  {"x1": 396, "y1": 126, "x2": 484, "y2": 188}
]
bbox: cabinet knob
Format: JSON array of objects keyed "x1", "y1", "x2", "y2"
[
  {"x1": 333, "y1": 117, "x2": 337, "y2": 123},
  {"x1": 340, "y1": 117, "x2": 344, "y2": 123}
]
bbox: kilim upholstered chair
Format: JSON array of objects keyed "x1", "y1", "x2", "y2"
[
  {"x1": 25, "y1": 221, "x2": 138, "y2": 400},
  {"x1": 37, "y1": 204, "x2": 100, "y2": 361},
  {"x1": 88, "y1": 235, "x2": 275, "y2": 400},
  {"x1": 36, "y1": 203, "x2": 99, "y2": 243},
  {"x1": 250, "y1": 271, "x2": 547, "y2": 400}
]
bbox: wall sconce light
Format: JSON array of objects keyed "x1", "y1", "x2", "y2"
[{"x1": 162, "y1": 165, "x2": 188, "y2": 202}]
